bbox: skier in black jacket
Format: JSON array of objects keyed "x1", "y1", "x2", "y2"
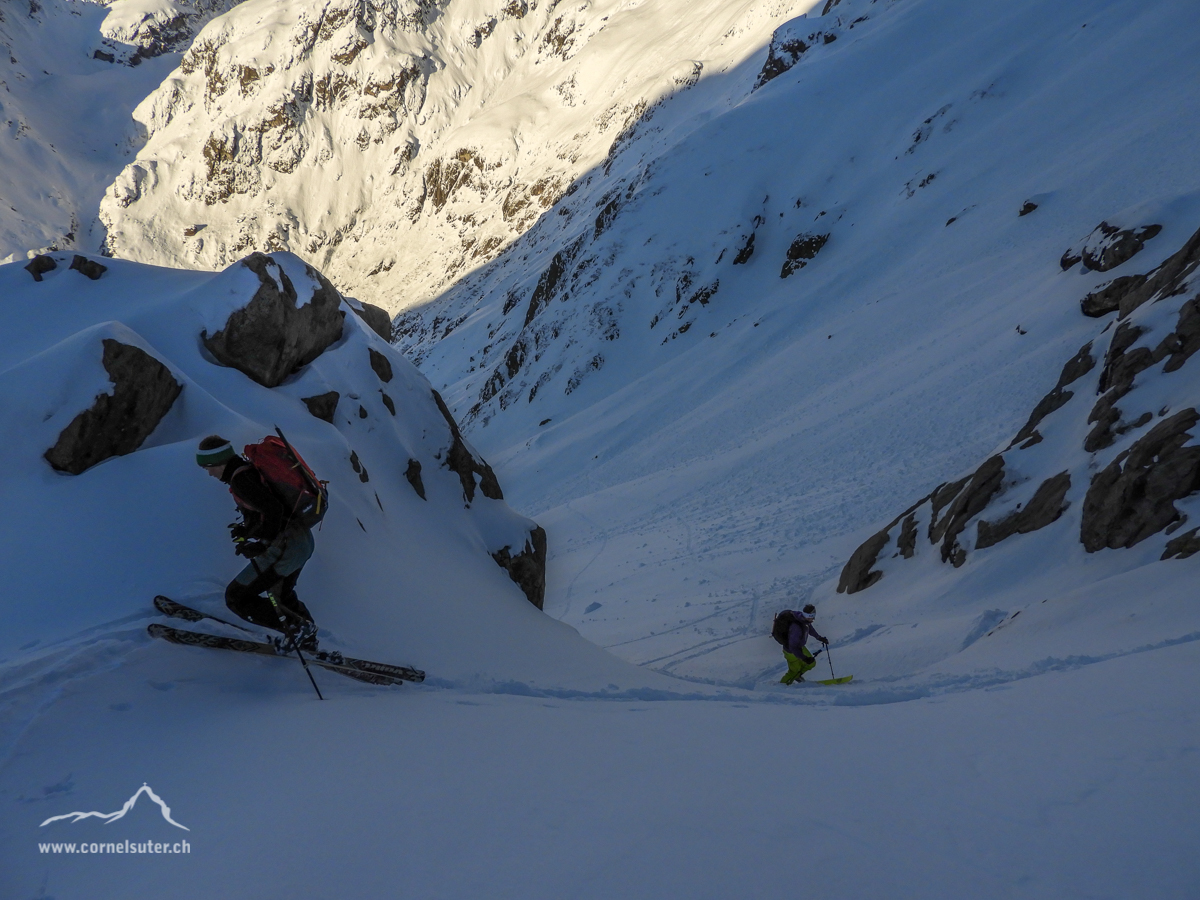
[
  {"x1": 196, "y1": 435, "x2": 317, "y2": 649},
  {"x1": 780, "y1": 604, "x2": 828, "y2": 684}
]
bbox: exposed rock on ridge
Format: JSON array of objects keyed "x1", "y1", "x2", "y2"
[
  {"x1": 202, "y1": 252, "x2": 345, "y2": 387},
  {"x1": 45, "y1": 339, "x2": 183, "y2": 475},
  {"x1": 492, "y1": 526, "x2": 548, "y2": 609},
  {"x1": 839, "y1": 222, "x2": 1200, "y2": 594}
]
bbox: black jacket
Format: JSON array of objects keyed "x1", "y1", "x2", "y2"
[
  {"x1": 221, "y1": 457, "x2": 286, "y2": 541},
  {"x1": 786, "y1": 616, "x2": 827, "y2": 657}
]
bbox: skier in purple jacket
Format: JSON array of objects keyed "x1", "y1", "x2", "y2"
[{"x1": 780, "y1": 604, "x2": 828, "y2": 684}]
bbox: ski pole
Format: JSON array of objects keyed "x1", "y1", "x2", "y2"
[
  {"x1": 294, "y1": 647, "x2": 324, "y2": 701},
  {"x1": 269, "y1": 593, "x2": 323, "y2": 700},
  {"x1": 826, "y1": 642, "x2": 837, "y2": 680}
]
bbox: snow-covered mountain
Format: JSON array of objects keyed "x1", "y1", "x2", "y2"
[
  {"x1": 0, "y1": 0, "x2": 247, "y2": 263},
  {"x1": 98, "y1": 0, "x2": 809, "y2": 306}
]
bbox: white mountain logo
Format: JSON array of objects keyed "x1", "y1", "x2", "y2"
[{"x1": 39, "y1": 783, "x2": 189, "y2": 831}]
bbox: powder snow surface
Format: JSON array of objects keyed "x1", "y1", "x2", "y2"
[{"x1": 2, "y1": 0, "x2": 1200, "y2": 896}]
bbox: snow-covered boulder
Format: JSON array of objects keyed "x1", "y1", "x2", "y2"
[{"x1": 200, "y1": 251, "x2": 345, "y2": 387}]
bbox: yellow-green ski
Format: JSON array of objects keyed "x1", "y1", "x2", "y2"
[{"x1": 817, "y1": 675, "x2": 853, "y2": 685}]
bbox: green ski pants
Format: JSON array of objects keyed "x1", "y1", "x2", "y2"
[{"x1": 780, "y1": 648, "x2": 816, "y2": 684}]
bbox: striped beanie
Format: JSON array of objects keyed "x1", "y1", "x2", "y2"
[{"x1": 196, "y1": 435, "x2": 235, "y2": 467}]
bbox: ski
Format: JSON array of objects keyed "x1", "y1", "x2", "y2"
[
  {"x1": 153, "y1": 597, "x2": 425, "y2": 683},
  {"x1": 154, "y1": 595, "x2": 256, "y2": 633},
  {"x1": 816, "y1": 675, "x2": 853, "y2": 685},
  {"x1": 148, "y1": 623, "x2": 424, "y2": 686}
]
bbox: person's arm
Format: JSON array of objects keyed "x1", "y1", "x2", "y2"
[
  {"x1": 809, "y1": 625, "x2": 829, "y2": 645},
  {"x1": 231, "y1": 468, "x2": 285, "y2": 539}
]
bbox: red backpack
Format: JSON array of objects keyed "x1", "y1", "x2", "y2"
[{"x1": 243, "y1": 429, "x2": 329, "y2": 529}]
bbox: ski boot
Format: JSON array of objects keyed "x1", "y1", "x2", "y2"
[{"x1": 274, "y1": 620, "x2": 319, "y2": 654}]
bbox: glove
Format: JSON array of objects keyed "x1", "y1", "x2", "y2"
[
  {"x1": 228, "y1": 522, "x2": 248, "y2": 541},
  {"x1": 820, "y1": 637, "x2": 829, "y2": 645},
  {"x1": 235, "y1": 540, "x2": 268, "y2": 558}
]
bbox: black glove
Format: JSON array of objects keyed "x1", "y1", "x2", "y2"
[
  {"x1": 820, "y1": 637, "x2": 829, "y2": 645},
  {"x1": 228, "y1": 522, "x2": 248, "y2": 541},
  {"x1": 235, "y1": 540, "x2": 268, "y2": 558}
]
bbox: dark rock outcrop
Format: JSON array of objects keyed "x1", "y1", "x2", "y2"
[
  {"x1": 838, "y1": 497, "x2": 928, "y2": 594},
  {"x1": 1081, "y1": 409, "x2": 1200, "y2": 552},
  {"x1": 1162, "y1": 527, "x2": 1200, "y2": 560},
  {"x1": 69, "y1": 255, "x2": 107, "y2": 280},
  {"x1": 381, "y1": 393, "x2": 396, "y2": 415},
  {"x1": 404, "y1": 459, "x2": 426, "y2": 500},
  {"x1": 301, "y1": 391, "x2": 339, "y2": 423},
  {"x1": 754, "y1": 21, "x2": 812, "y2": 88},
  {"x1": 837, "y1": 527, "x2": 891, "y2": 594},
  {"x1": 201, "y1": 253, "x2": 345, "y2": 388},
  {"x1": 934, "y1": 456, "x2": 1006, "y2": 565},
  {"x1": 524, "y1": 235, "x2": 585, "y2": 326},
  {"x1": 1010, "y1": 342, "x2": 1094, "y2": 447},
  {"x1": 1061, "y1": 222, "x2": 1162, "y2": 272},
  {"x1": 1018, "y1": 201, "x2": 1038, "y2": 217},
  {"x1": 1081, "y1": 275, "x2": 1145, "y2": 318},
  {"x1": 368, "y1": 348, "x2": 394, "y2": 383},
  {"x1": 1086, "y1": 278, "x2": 1200, "y2": 453},
  {"x1": 976, "y1": 472, "x2": 1071, "y2": 550},
  {"x1": 431, "y1": 389, "x2": 503, "y2": 503},
  {"x1": 837, "y1": 222, "x2": 1200, "y2": 592},
  {"x1": 780, "y1": 232, "x2": 829, "y2": 278},
  {"x1": 732, "y1": 232, "x2": 756, "y2": 265},
  {"x1": 44, "y1": 339, "x2": 182, "y2": 475},
  {"x1": 352, "y1": 302, "x2": 393, "y2": 341},
  {"x1": 349, "y1": 450, "x2": 369, "y2": 483},
  {"x1": 1074, "y1": 224, "x2": 1200, "y2": 322},
  {"x1": 25, "y1": 255, "x2": 57, "y2": 282},
  {"x1": 491, "y1": 526, "x2": 547, "y2": 609}
]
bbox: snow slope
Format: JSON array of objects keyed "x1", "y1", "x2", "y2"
[
  {"x1": 3, "y1": 639, "x2": 1196, "y2": 898},
  {"x1": 396, "y1": 0, "x2": 1200, "y2": 688}
]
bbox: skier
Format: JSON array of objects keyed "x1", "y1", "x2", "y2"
[
  {"x1": 779, "y1": 604, "x2": 828, "y2": 684},
  {"x1": 195, "y1": 434, "x2": 319, "y2": 651}
]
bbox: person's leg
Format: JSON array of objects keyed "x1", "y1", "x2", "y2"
[
  {"x1": 780, "y1": 651, "x2": 806, "y2": 684},
  {"x1": 797, "y1": 648, "x2": 818, "y2": 677},
  {"x1": 276, "y1": 570, "x2": 314, "y2": 624},
  {"x1": 271, "y1": 527, "x2": 316, "y2": 624},
  {"x1": 226, "y1": 564, "x2": 287, "y2": 631}
]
